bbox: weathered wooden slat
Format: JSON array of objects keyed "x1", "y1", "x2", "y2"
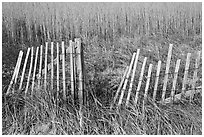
[
  {"x1": 25, "y1": 47, "x2": 34, "y2": 94},
  {"x1": 38, "y1": 45, "x2": 43, "y2": 88},
  {"x1": 19, "y1": 48, "x2": 30, "y2": 90},
  {"x1": 75, "y1": 38, "x2": 84, "y2": 106},
  {"x1": 191, "y1": 51, "x2": 201, "y2": 101},
  {"x1": 125, "y1": 49, "x2": 140, "y2": 106},
  {"x1": 181, "y1": 53, "x2": 191, "y2": 97},
  {"x1": 44, "y1": 42, "x2": 48, "y2": 91},
  {"x1": 153, "y1": 60, "x2": 161, "y2": 102},
  {"x1": 110, "y1": 66, "x2": 129, "y2": 110},
  {"x1": 161, "y1": 44, "x2": 173, "y2": 103},
  {"x1": 143, "y1": 64, "x2": 153, "y2": 103},
  {"x1": 31, "y1": 47, "x2": 39, "y2": 93},
  {"x1": 56, "y1": 43, "x2": 60, "y2": 92},
  {"x1": 118, "y1": 52, "x2": 136, "y2": 106},
  {"x1": 134, "y1": 57, "x2": 147, "y2": 105},
  {"x1": 6, "y1": 51, "x2": 23, "y2": 94},
  {"x1": 70, "y1": 40, "x2": 75, "y2": 104},
  {"x1": 62, "y1": 41, "x2": 66, "y2": 99},
  {"x1": 51, "y1": 42, "x2": 54, "y2": 90},
  {"x1": 170, "y1": 59, "x2": 181, "y2": 103},
  {"x1": 14, "y1": 50, "x2": 24, "y2": 85}
]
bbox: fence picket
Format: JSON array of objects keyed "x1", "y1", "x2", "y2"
[
  {"x1": 14, "y1": 50, "x2": 24, "y2": 85},
  {"x1": 170, "y1": 59, "x2": 181, "y2": 103},
  {"x1": 25, "y1": 47, "x2": 34, "y2": 94},
  {"x1": 70, "y1": 40, "x2": 75, "y2": 103},
  {"x1": 56, "y1": 43, "x2": 60, "y2": 92},
  {"x1": 19, "y1": 48, "x2": 30, "y2": 90},
  {"x1": 51, "y1": 42, "x2": 54, "y2": 90},
  {"x1": 181, "y1": 53, "x2": 191, "y2": 97},
  {"x1": 191, "y1": 51, "x2": 201, "y2": 101},
  {"x1": 38, "y1": 45, "x2": 43, "y2": 88},
  {"x1": 31, "y1": 47, "x2": 39, "y2": 93},
  {"x1": 134, "y1": 57, "x2": 147, "y2": 105},
  {"x1": 143, "y1": 64, "x2": 153, "y2": 103},
  {"x1": 44, "y1": 42, "x2": 48, "y2": 91},
  {"x1": 6, "y1": 51, "x2": 23, "y2": 94},
  {"x1": 118, "y1": 53, "x2": 136, "y2": 106},
  {"x1": 111, "y1": 66, "x2": 129, "y2": 109},
  {"x1": 126, "y1": 49, "x2": 140, "y2": 106},
  {"x1": 162, "y1": 44, "x2": 173, "y2": 103},
  {"x1": 61, "y1": 41, "x2": 66, "y2": 99},
  {"x1": 153, "y1": 60, "x2": 161, "y2": 102}
]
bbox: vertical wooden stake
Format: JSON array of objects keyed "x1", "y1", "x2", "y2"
[
  {"x1": 181, "y1": 53, "x2": 191, "y2": 97},
  {"x1": 56, "y1": 42, "x2": 60, "y2": 92},
  {"x1": 118, "y1": 53, "x2": 136, "y2": 106},
  {"x1": 170, "y1": 59, "x2": 181, "y2": 103},
  {"x1": 31, "y1": 47, "x2": 39, "y2": 93},
  {"x1": 19, "y1": 48, "x2": 30, "y2": 90},
  {"x1": 126, "y1": 49, "x2": 140, "y2": 106},
  {"x1": 75, "y1": 38, "x2": 84, "y2": 106},
  {"x1": 162, "y1": 44, "x2": 173, "y2": 103},
  {"x1": 111, "y1": 66, "x2": 129, "y2": 109},
  {"x1": 38, "y1": 45, "x2": 43, "y2": 88},
  {"x1": 134, "y1": 57, "x2": 147, "y2": 105},
  {"x1": 143, "y1": 64, "x2": 153, "y2": 103},
  {"x1": 51, "y1": 42, "x2": 54, "y2": 90},
  {"x1": 62, "y1": 41, "x2": 66, "y2": 99},
  {"x1": 153, "y1": 60, "x2": 161, "y2": 102},
  {"x1": 70, "y1": 40, "x2": 75, "y2": 104},
  {"x1": 44, "y1": 42, "x2": 48, "y2": 91},
  {"x1": 14, "y1": 50, "x2": 24, "y2": 85},
  {"x1": 191, "y1": 51, "x2": 201, "y2": 101},
  {"x1": 6, "y1": 51, "x2": 23, "y2": 94},
  {"x1": 25, "y1": 47, "x2": 34, "y2": 94}
]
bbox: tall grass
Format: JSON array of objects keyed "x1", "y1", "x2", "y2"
[{"x1": 2, "y1": 2, "x2": 202, "y2": 135}]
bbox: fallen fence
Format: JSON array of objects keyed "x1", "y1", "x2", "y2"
[{"x1": 111, "y1": 44, "x2": 202, "y2": 108}]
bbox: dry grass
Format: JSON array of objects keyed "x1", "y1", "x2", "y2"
[{"x1": 2, "y1": 2, "x2": 202, "y2": 135}]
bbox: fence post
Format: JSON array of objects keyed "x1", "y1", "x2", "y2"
[
  {"x1": 70, "y1": 40, "x2": 75, "y2": 104},
  {"x1": 31, "y1": 47, "x2": 39, "y2": 94},
  {"x1": 153, "y1": 60, "x2": 161, "y2": 102},
  {"x1": 191, "y1": 51, "x2": 201, "y2": 102},
  {"x1": 134, "y1": 57, "x2": 147, "y2": 105},
  {"x1": 6, "y1": 51, "x2": 23, "y2": 94},
  {"x1": 111, "y1": 66, "x2": 129, "y2": 110},
  {"x1": 181, "y1": 53, "x2": 191, "y2": 97},
  {"x1": 44, "y1": 42, "x2": 48, "y2": 91},
  {"x1": 170, "y1": 59, "x2": 181, "y2": 103},
  {"x1": 61, "y1": 41, "x2": 66, "y2": 100},
  {"x1": 19, "y1": 48, "x2": 30, "y2": 90},
  {"x1": 118, "y1": 52, "x2": 136, "y2": 106},
  {"x1": 161, "y1": 44, "x2": 173, "y2": 103},
  {"x1": 25, "y1": 47, "x2": 34, "y2": 94},
  {"x1": 38, "y1": 45, "x2": 43, "y2": 88},
  {"x1": 126, "y1": 49, "x2": 140, "y2": 106},
  {"x1": 51, "y1": 42, "x2": 54, "y2": 90}
]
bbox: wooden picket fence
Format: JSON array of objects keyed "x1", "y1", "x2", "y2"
[
  {"x1": 6, "y1": 38, "x2": 84, "y2": 107},
  {"x1": 111, "y1": 44, "x2": 202, "y2": 108}
]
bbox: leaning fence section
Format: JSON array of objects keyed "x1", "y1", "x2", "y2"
[
  {"x1": 6, "y1": 38, "x2": 85, "y2": 108},
  {"x1": 111, "y1": 44, "x2": 202, "y2": 108}
]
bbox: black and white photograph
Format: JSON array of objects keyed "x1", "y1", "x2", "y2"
[{"x1": 1, "y1": 1, "x2": 202, "y2": 135}]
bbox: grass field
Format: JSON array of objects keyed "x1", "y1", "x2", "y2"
[{"x1": 2, "y1": 2, "x2": 202, "y2": 135}]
